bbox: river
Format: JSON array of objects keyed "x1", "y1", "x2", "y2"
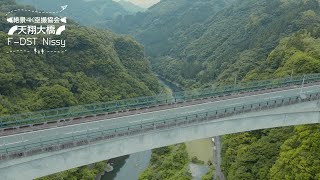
[
  {"x1": 186, "y1": 139, "x2": 213, "y2": 179},
  {"x1": 101, "y1": 151, "x2": 151, "y2": 180},
  {"x1": 158, "y1": 76, "x2": 212, "y2": 179},
  {"x1": 101, "y1": 76, "x2": 212, "y2": 180}
]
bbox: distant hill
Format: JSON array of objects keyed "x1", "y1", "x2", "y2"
[
  {"x1": 15, "y1": 0, "x2": 134, "y2": 27},
  {"x1": 104, "y1": 0, "x2": 320, "y2": 179},
  {"x1": 116, "y1": 0, "x2": 146, "y2": 13},
  {"x1": 107, "y1": 0, "x2": 236, "y2": 57},
  {"x1": 106, "y1": 0, "x2": 320, "y2": 88}
]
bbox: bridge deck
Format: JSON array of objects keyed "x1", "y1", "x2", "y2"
[
  {"x1": 1, "y1": 73, "x2": 320, "y2": 134},
  {"x1": 0, "y1": 83, "x2": 320, "y2": 161}
]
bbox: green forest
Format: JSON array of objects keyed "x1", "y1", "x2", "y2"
[
  {"x1": 107, "y1": 0, "x2": 320, "y2": 88},
  {"x1": 1, "y1": 0, "x2": 320, "y2": 179},
  {"x1": 0, "y1": 0, "x2": 162, "y2": 178},
  {"x1": 105, "y1": 0, "x2": 320, "y2": 179},
  {"x1": 0, "y1": 0, "x2": 162, "y2": 116},
  {"x1": 139, "y1": 144, "x2": 192, "y2": 180}
]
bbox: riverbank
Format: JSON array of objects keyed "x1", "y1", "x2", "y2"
[
  {"x1": 100, "y1": 151, "x2": 151, "y2": 180},
  {"x1": 100, "y1": 76, "x2": 215, "y2": 180},
  {"x1": 157, "y1": 76, "x2": 213, "y2": 179}
]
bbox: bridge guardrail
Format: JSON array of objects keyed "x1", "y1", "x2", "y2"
[
  {"x1": 1, "y1": 89, "x2": 320, "y2": 159},
  {"x1": 0, "y1": 73, "x2": 320, "y2": 129}
]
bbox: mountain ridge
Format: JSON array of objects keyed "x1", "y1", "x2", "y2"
[{"x1": 106, "y1": 0, "x2": 320, "y2": 88}]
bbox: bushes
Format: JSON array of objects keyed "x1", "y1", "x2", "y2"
[{"x1": 139, "y1": 144, "x2": 192, "y2": 180}]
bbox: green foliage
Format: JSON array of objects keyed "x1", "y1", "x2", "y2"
[
  {"x1": 108, "y1": 0, "x2": 320, "y2": 88},
  {"x1": 107, "y1": 0, "x2": 320, "y2": 179},
  {"x1": 201, "y1": 164, "x2": 214, "y2": 180},
  {"x1": 0, "y1": 1, "x2": 162, "y2": 179},
  {"x1": 108, "y1": 0, "x2": 236, "y2": 56},
  {"x1": 0, "y1": 1, "x2": 162, "y2": 116},
  {"x1": 3, "y1": 0, "x2": 320, "y2": 179},
  {"x1": 221, "y1": 128, "x2": 295, "y2": 180},
  {"x1": 37, "y1": 162, "x2": 107, "y2": 180},
  {"x1": 37, "y1": 85, "x2": 77, "y2": 109},
  {"x1": 269, "y1": 125, "x2": 320, "y2": 180},
  {"x1": 244, "y1": 29, "x2": 320, "y2": 80},
  {"x1": 191, "y1": 156, "x2": 205, "y2": 165},
  {"x1": 221, "y1": 26, "x2": 320, "y2": 180},
  {"x1": 117, "y1": 0, "x2": 145, "y2": 13},
  {"x1": 139, "y1": 144, "x2": 192, "y2": 180}
]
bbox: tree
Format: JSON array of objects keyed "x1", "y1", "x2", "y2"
[
  {"x1": 37, "y1": 85, "x2": 77, "y2": 109},
  {"x1": 270, "y1": 125, "x2": 320, "y2": 180}
]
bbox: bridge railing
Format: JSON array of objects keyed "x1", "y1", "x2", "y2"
[
  {"x1": 1, "y1": 89, "x2": 320, "y2": 158},
  {"x1": 1, "y1": 73, "x2": 320, "y2": 129}
]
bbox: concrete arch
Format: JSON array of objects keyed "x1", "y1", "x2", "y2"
[{"x1": 0, "y1": 100, "x2": 319, "y2": 180}]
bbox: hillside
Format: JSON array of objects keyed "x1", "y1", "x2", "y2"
[
  {"x1": 104, "y1": 0, "x2": 320, "y2": 179},
  {"x1": 1, "y1": 0, "x2": 162, "y2": 178},
  {"x1": 116, "y1": 0, "x2": 146, "y2": 13},
  {"x1": 0, "y1": 0, "x2": 162, "y2": 115},
  {"x1": 15, "y1": 0, "x2": 134, "y2": 27},
  {"x1": 2, "y1": 0, "x2": 320, "y2": 179},
  {"x1": 220, "y1": 28, "x2": 320, "y2": 180},
  {"x1": 106, "y1": 0, "x2": 320, "y2": 88},
  {"x1": 107, "y1": 0, "x2": 236, "y2": 58}
]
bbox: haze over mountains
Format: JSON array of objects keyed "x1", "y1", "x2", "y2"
[
  {"x1": 106, "y1": 0, "x2": 320, "y2": 88},
  {"x1": 114, "y1": 0, "x2": 146, "y2": 12},
  {"x1": 15, "y1": 0, "x2": 149, "y2": 26},
  {"x1": 114, "y1": 0, "x2": 160, "y2": 8},
  {"x1": 104, "y1": 1, "x2": 320, "y2": 178}
]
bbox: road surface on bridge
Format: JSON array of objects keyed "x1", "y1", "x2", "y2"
[{"x1": 1, "y1": 83, "x2": 319, "y2": 154}]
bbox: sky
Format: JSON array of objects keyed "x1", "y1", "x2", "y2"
[{"x1": 115, "y1": 0, "x2": 160, "y2": 8}]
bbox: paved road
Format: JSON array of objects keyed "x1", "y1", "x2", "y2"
[
  {"x1": 214, "y1": 136, "x2": 225, "y2": 180},
  {"x1": 1, "y1": 84, "x2": 320, "y2": 153}
]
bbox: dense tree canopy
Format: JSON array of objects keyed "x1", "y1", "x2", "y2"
[
  {"x1": 139, "y1": 144, "x2": 192, "y2": 180},
  {"x1": 106, "y1": 0, "x2": 320, "y2": 179},
  {"x1": 0, "y1": 1, "x2": 162, "y2": 116},
  {"x1": 270, "y1": 125, "x2": 320, "y2": 180},
  {"x1": 107, "y1": 0, "x2": 320, "y2": 88},
  {"x1": 2, "y1": 0, "x2": 320, "y2": 179},
  {"x1": 0, "y1": 0, "x2": 162, "y2": 179}
]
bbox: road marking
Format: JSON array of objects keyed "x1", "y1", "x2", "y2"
[
  {"x1": 264, "y1": 96, "x2": 282, "y2": 100},
  {"x1": 130, "y1": 118, "x2": 154, "y2": 124},
  {"x1": 180, "y1": 109, "x2": 204, "y2": 114},
  {"x1": 224, "y1": 103, "x2": 244, "y2": 108},
  {"x1": 2, "y1": 84, "x2": 320, "y2": 140},
  {"x1": 0, "y1": 140, "x2": 28, "y2": 147},
  {"x1": 65, "y1": 128, "x2": 99, "y2": 135}
]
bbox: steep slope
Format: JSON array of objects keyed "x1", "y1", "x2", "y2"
[
  {"x1": 105, "y1": 0, "x2": 320, "y2": 179},
  {"x1": 107, "y1": 0, "x2": 320, "y2": 88},
  {"x1": 221, "y1": 26, "x2": 320, "y2": 180},
  {"x1": 0, "y1": 0, "x2": 162, "y2": 115},
  {"x1": 182, "y1": 0, "x2": 320, "y2": 85},
  {"x1": 107, "y1": 0, "x2": 236, "y2": 57},
  {"x1": 0, "y1": 0, "x2": 163, "y2": 179},
  {"x1": 116, "y1": 0, "x2": 146, "y2": 13}
]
